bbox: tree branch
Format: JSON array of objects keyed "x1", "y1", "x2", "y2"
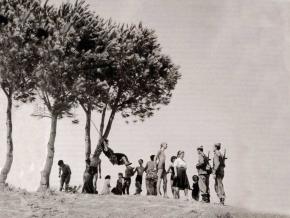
[
  {"x1": 1, "y1": 86, "x2": 9, "y2": 98},
  {"x1": 79, "y1": 101, "x2": 88, "y2": 113},
  {"x1": 103, "y1": 88, "x2": 122, "y2": 139},
  {"x1": 99, "y1": 104, "x2": 107, "y2": 136}
]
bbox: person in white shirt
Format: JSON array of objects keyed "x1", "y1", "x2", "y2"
[{"x1": 173, "y1": 151, "x2": 190, "y2": 200}]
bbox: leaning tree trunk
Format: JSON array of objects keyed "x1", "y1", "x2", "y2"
[
  {"x1": 38, "y1": 113, "x2": 58, "y2": 191},
  {"x1": 0, "y1": 97, "x2": 13, "y2": 191},
  {"x1": 93, "y1": 107, "x2": 116, "y2": 159},
  {"x1": 85, "y1": 108, "x2": 91, "y2": 161},
  {"x1": 93, "y1": 90, "x2": 121, "y2": 159}
]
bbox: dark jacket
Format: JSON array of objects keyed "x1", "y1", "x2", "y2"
[{"x1": 196, "y1": 153, "x2": 208, "y2": 175}]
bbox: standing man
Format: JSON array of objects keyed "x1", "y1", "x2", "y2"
[
  {"x1": 154, "y1": 142, "x2": 168, "y2": 198},
  {"x1": 196, "y1": 146, "x2": 210, "y2": 203},
  {"x1": 123, "y1": 164, "x2": 135, "y2": 195},
  {"x1": 134, "y1": 159, "x2": 145, "y2": 195},
  {"x1": 213, "y1": 143, "x2": 226, "y2": 205},
  {"x1": 90, "y1": 155, "x2": 102, "y2": 194}
]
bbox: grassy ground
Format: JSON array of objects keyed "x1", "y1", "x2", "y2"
[{"x1": 0, "y1": 189, "x2": 289, "y2": 218}]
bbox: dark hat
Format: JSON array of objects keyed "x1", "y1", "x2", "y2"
[
  {"x1": 214, "y1": 143, "x2": 221, "y2": 149},
  {"x1": 197, "y1": 145, "x2": 203, "y2": 151}
]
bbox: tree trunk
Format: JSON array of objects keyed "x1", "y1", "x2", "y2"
[
  {"x1": 38, "y1": 113, "x2": 58, "y2": 191},
  {"x1": 93, "y1": 108, "x2": 116, "y2": 159},
  {"x1": 85, "y1": 108, "x2": 91, "y2": 161},
  {"x1": 99, "y1": 105, "x2": 107, "y2": 137},
  {"x1": 93, "y1": 89, "x2": 121, "y2": 160},
  {"x1": 0, "y1": 97, "x2": 13, "y2": 191},
  {"x1": 103, "y1": 108, "x2": 116, "y2": 139}
]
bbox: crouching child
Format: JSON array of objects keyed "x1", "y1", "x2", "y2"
[{"x1": 58, "y1": 160, "x2": 71, "y2": 192}]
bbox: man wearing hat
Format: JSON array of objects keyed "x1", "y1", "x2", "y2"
[
  {"x1": 196, "y1": 145, "x2": 210, "y2": 203},
  {"x1": 213, "y1": 143, "x2": 226, "y2": 205}
]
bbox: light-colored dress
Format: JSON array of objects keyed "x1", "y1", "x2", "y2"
[{"x1": 101, "y1": 179, "x2": 111, "y2": 195}]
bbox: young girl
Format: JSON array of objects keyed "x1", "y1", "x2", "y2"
[
  {"x1": 192, "y1": 175, "x2": 200, "y2": 201},
  {"x1": 101, "y1": 175, "x2": 111, "y2": 195}
]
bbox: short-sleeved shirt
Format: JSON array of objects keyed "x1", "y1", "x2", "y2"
[{"x1": 173, "y1": 158, "x2": 187, "y2": 169}]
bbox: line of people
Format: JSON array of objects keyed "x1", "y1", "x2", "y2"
[{"x1": 58, "y1": 141, "x2": 226, "y2": 205}]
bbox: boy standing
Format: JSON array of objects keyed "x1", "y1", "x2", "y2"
[
  {"x1": 134, "y1": 159, "x2": 145, "y2": 195},
  {"x1": 58, "y1": 160, "x2": 71, "y2": 192},
  {"x1": 154, "y1": 142, "x2": 168, "y2": 197},
  {"x1": 123, "y1": 165, "x2": 134, "y2": 195}
]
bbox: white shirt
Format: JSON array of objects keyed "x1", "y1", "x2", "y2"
[{"x1": 173, "y1": 158, "x2": 187, "y2": 169}]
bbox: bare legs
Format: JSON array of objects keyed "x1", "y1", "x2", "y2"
[
  {"x1": 157, "y1": 169, "x2": 168, "y2": 197},
  {"x1": 93, "y1": 173, "x2": 98, "y2": 193},
  {"x1": 174, "y1": 188, "x2": 188, "y2": 200}
]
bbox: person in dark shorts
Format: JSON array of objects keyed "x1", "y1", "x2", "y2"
[
  {"x1": 192, "y1": 175, "x2": 200, "y2": 201},
  {"x1": 134, "y1": 159, "x2": 145, "y2": 195},
  {"x1": 102, "y1": 139, "x2": 132, "y2": 166},
  {"x1": 123, "y1": 165, "x2": 135, "y2": 195},
  {"x1": 167, "y1": 156, "x2": 177, "y2": 197},
  {"x1": 58, "y1": 160, "x2": 71, "y2": 192},
  {"x1": 112, "y1": 173, "x2": 124, "y2": 195}
]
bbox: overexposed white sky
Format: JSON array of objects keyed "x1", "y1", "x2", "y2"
[{"x1": 1, "y1": 0, "x2": 290, "y2": 215}]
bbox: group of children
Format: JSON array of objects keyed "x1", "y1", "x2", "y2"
[
  {"x1": 101, "y1": 159, "x2": 145, "y2": 196},
  {"x1": 58, "y1": 158, "x2": 200, "y2": 201},
  {"x1": 57, "y1": 140, "x2": 217, "y2": 203}
]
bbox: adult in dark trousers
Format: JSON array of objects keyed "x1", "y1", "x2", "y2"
[
  {"x1": 196, "y1": 146, "x2": 210, "y2": 203},
  {"x1": 213, "y1": 143, "x2": 226, "y2": 205}
]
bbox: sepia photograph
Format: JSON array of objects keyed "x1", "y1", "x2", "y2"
[{"x1": 0, "y1": 0, "x2": 290, "y2": 217}]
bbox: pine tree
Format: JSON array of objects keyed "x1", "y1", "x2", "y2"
[{"x1": 0, "y1": 0, "x2": 40, "y2": 190}]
